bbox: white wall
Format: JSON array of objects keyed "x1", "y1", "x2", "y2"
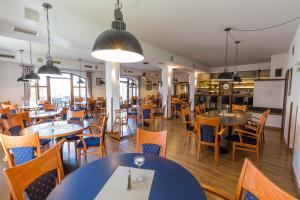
[
  {"x1": 139, "y1": 76, "x2": 161, "y2": 98},
  {"x1": 284, "y1": 24, "x2": 300, "y2": 189},
  {"x1": 270, "y1": 53, "x2": 289, "y2": 79},
  {"x1": 253, "y1": 80, "x2": 285, "y2": 109},
  {"x1": 0, "y1": 61, "x2": 23, "y2": 104},
  {"x1": 91, "y1": 72, "x2": 106, "y2": 98}
]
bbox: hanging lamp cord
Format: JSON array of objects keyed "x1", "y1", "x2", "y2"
[
  {"x1": 235, "y1": 42, "x2": 239, "y2": 67},
  {"x1": 20, "y1": 50, "x2": 24, "y2": 76},
  {"x1": 29, "y1": 42, "x2": 33, "y2": 67},
  {"x1": 45, "y1": 6, "x2": 51, "y2": 58},
  {"x1": 225, "y1": 31, "x2": 229, "y2": 67}
]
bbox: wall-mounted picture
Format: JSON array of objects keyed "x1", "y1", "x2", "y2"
[{"x1": 96, "y1": 78, "x2": 101, "y2": 86}]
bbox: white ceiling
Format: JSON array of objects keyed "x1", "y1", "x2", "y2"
[{"x1": 0, "y1": 0, "x2": 299, "y2": 69}]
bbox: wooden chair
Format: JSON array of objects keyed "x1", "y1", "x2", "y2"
[
  {"x1": 140, "y1": 104, "x2": 153, "y2": 127},
  {"x1": 0, "y1": 107, "x2": 15, "y2": 132},
  {"x1": 19, "y1": 111, "x2": 31, "y2": 127},
  {"x1": 37, "y1": 100, "x2": 49, "y2": 110},
  {"x1": 196, "y1": 116, "x2": 226, "y2": 165},
  {"x1": 44, "y1": 103, "x2": 57, "y2": 111},
  {"x1": 64, "y1": 110, "x2": 85, "y2": 153},
  {"x1": 202, "y1": 158, "x2": 297, "y2": 200},
  {"x1": 181, "y1": 107, "x2": 196, "y2": 145},
  {"x1": 0, "y1": 132, "x2": 41, "y2": 167},
  {"x1": 173, "y1": 101, "x2": 182, "y2": 119},
  {"x1": 195, "y1": 102, "x2": 206, "y2": 115},
  {"x1": 76, "y1": 116, "x2": 108, "y2": 166},
  {"x1": 136, "y1": 128, "x2": 167, "y2": 157},
  {"x1": 3, "y1": 141, "x2": 64, "y2": 200},
  {"x1": 232, "y1": 104, "x2": 247, "y2": 112},
  {"x1": 231, "y1": 115, "x2": 266, "y2": 167},
  {"x1": 152, "y1": 104, "x2": 166, "y2": 129},
  {"x1": 1, "y1": 104, "x2": 18, "y2": 114},
  {"x1": 86, "y1": 99, "x2": 96, "y2": 118},
  {"x1": 1, "y1": 100, "x2": 11, "y2": 106}
]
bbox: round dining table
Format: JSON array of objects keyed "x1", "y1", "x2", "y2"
[
  {"x1": 29, "y1": 110, "x2": 61, "y2": 120},
  {"x1": 20, "y1": 120, "x2": 90, "y2": 139},
  {"x1": 47, "y1": 153, "x2": 207, "y2": 200}
]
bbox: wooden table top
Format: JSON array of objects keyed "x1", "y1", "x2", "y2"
[
  {"x1": 29, "y1": 110, "x2": 60, "y2": 119},
  {"x1": 20, "y1": 120, "x2": 90, "y2": 139},
  {"x1": 203, "y1": 110, "x2": 252, "y2": 126}
]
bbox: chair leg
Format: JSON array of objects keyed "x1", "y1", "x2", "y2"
[
  {"x1": 256, "y1": 149, "x2": 260, "y2": 167},
  {"x1": 232, "y1": 143, "x2": 236, "y2": 161},
  {"x1": 215, "y1": 144, "x2": 219, "y2": 166},
  {"x1": 68, "y1": 142, "x2": 70, "y2": 154},
  {"x1": 197, "y1": 142, "x2": 201, "y2": 161},
  {"x1": 77, "y1": 148, "x2": 81, "y2": 167}
]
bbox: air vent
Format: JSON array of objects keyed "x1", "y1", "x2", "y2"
[
  {"x1": 12, "y1": 26, "x2": 38, "y2": 36},
  {"x1": 84, "y1": 65, "x2": 93, "y2": 69},
  {"x1": 0, "y1": 54, "x2": 15, "y2": 59},
  {"x1": 127, "y1": 70, "x2": 134, "y2": 73},
  {"x1": 37, "y1": 57, "x2": 43, "y2": 63},
  {"x1": 24, "y1": 7, "x2": 40, "y2": 22},
  {"x1": 52, "y1": 60, "x2": 61, "y2": 64}
]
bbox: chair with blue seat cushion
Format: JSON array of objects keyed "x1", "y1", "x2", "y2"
[
  {"x1": 232, "y1": 114, "x2": 267, "y2": 167},
  {"x1": 76, "y1": 116, "x2": 108, "y2": 166},
  {"x1": 3, "y1": 141, "x2": 64, "y2": 200},
  {"x1": 0, "y1": 132, "x2": 41, "y2": 167},
  {"x1": 201, "y1": 158, "x2": 297, "y2": 200},
  {"x1": 136, "y1": 129, "x2": 167, "y2": 157},
  {"x1": 142, "y1": 143, "x2": 161, "y2": 156},
  {"x1": 173, "y1": 102, "x2": 182, "y2": 119},
  {"x1": 181, "y1": 108, "x2": 196, "y2": 145},
  {"x1": 140, "y1": 104, "x2": 153, "y2": 127},
  {"x1": 196, "y1": 116, "x2": 226, "y2": 165},
  {"x1": 2, "y1": 115, "x2": 24, "y2": 136}
]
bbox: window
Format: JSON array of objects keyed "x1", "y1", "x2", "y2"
[
  {"x1": 29, "y1": 73, "x2": 87, "y2": 106},
  {"x1": 119, "y1": 77, "x2": 138, "y2": 101}
]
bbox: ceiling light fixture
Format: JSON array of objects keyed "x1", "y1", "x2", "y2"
[
  {"x1": 17, "y1": 50, "x2": 29, "y2": 82},
  {"x1": 91, "y1": 0, "x2": 144, "y2": 63},
  {"x1": 233, "y1": 41, "x2": 242, "y2": 82},
  {"x1": 142, "y1": 62, "x2": 148, "y2": 79},
  {"x1": 24, "y1": 42, "x2": 40, "y2": 81},
  {"x1": 37, "y1": 3, "x2": 61, "y2": 75},
  {"x1": 218, "y1": 28, "x2": 233, "y2": 81},
  {"x1": 77, "y1": 58, "x2": 85, "y2": 84}
]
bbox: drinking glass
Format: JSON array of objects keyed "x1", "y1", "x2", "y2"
[{"x1": 134, "y1": 156, "x2": 146, "y2": 182}]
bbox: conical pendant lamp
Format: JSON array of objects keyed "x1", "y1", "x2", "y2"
[
  {"x1": 91, "y1": 0, "x2": 144, "y2": 63},
  {"x1": 38, "y1": 3, "x2": 61, "y2": 75}
]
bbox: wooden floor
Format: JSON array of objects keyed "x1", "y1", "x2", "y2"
[{"x1": 0, "y1": 117, "x2": 299, "y2": 199}]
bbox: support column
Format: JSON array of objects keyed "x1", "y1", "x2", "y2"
[
  {"x1": 105, "y1": 62, "x2": 120, "y2": 131},
  {"x1": 161, "y1": 67, "x2": 173, "y2": 118},
  {"x1": 189, "y1": 72, "x2": 197, "y2": 111}
]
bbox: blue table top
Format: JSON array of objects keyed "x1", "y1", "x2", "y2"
[{"x1": 47, "y1": 153, "x2": 207, "y2": 200}]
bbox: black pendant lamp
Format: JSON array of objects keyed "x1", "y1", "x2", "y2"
[
  {"x1": 17, "y1": 50, "x2": 29, "y2": 82},
  {"x1": 218, "y1": 28, "x2": 233, "y2": 81},
  {"x1": 38, "y1": 3, "x2": 61, "y2": 75},
  {"x1": 233, "y1": 41, "x2": 242, "y2": 82},
  {"x1": 24, "y1": 42, "x2": 40, "y2": 81},
  {"x1": 91, "y1": 0, "x2": 144, "y2": 63},
  {"x1": 142, "y1": 62, "x2": 148, "y2": 79},
  {"x1": 77, "y1": 58, "x2": 85, "y2": 84}
]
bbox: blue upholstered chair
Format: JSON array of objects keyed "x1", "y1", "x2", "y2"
[
  {"x1": 173, "y1": 102, "x2": 182, "y2": 119},
  {"x1": 201, "y1": 159, "x2": 297, "y2": 200},
  {"x1": 76, "y1": 116, "x2": 108, "y2": 166},
  {"x1": 136, "y1": 128, "x2": 167, "y2": 157},
  {"x1": 196, "y1": 116, "x2": 226, "y2": 165},
  {"x1": 140, "y1": 104, "x2": 153, "y2": 127},
  {"x1": 231, "y1": 114, "x2": 266, "y2": 167},
  {"x1": 3, "y1": 141, "x2": 64, "y2": 200},
  {"x1": 0, "y1": 132, "x2": 42, "y2": 168},
  {"x1": 181, "y1": 108, "x2": 196, "y2": 145}
]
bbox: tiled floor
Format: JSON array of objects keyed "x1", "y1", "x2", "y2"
[{"x1": 0, "y1": 117, "x2": 299, "y2": 199}]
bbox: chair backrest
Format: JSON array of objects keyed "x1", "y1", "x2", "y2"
[
  {"x1": 0, "y1": 132, "x2": 41, "y2": 167},
  {"x1": 19, "y1": 111, "x2": 31, "y2": 127},
  {"x1": 37, "y1": 100, "x2": 49, "y2": 109},
  {"x1": 99, "y1": 116, "x2": 108, "y2": 142},
  {"x1": 67, "y1": 110, "x2": 85, "y2": 120},
  {"x1": 3, "y1": 142, "x2": 64, "y2": 200},
  {"x1": 0, "y1": 107, "x2": 14, "y2": 119},
  {"x1": 1, "y1": 104, "x2": 18, "y2": 114},
  {"x1": 74, "y1": 97, "x2": 83, "y2": 102},
  {"x1": 44, "y1": 103, "x2": 57, "y2": 111},
  {"x1": 195, "y1": 103, "x2": 206, "y2": 115},
  {"x1": 1, "y1": 100, "x2": 11, "y2": 106},
  {"x1": 253, "y1": 115, "x2": 267, "y2": 147},
  {"x1": 136, "y1": 128, "x2": 167, "y2": 157},
  {"x1": 232, "y1": 104, "x2": 247, "y2": 112},
  {"x1": 196, "y1": 116, "x2": 220, "y2": 143},
  {"x1": 141, "y1": 104, "x2": 152, "y2": 119},
  {"x1": 181, "y1": 107, "x2": 191, "y2": 121},
  {"x1": 234, "y1": 159, "x2": 297, "y2": 200},
  {"x1": 2, "y1": 115, "x2": 24, "y2": 136}
]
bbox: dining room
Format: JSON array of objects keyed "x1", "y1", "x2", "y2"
[{"x1": 0, "y1": 0, "x2": 300, "y2": 200}]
